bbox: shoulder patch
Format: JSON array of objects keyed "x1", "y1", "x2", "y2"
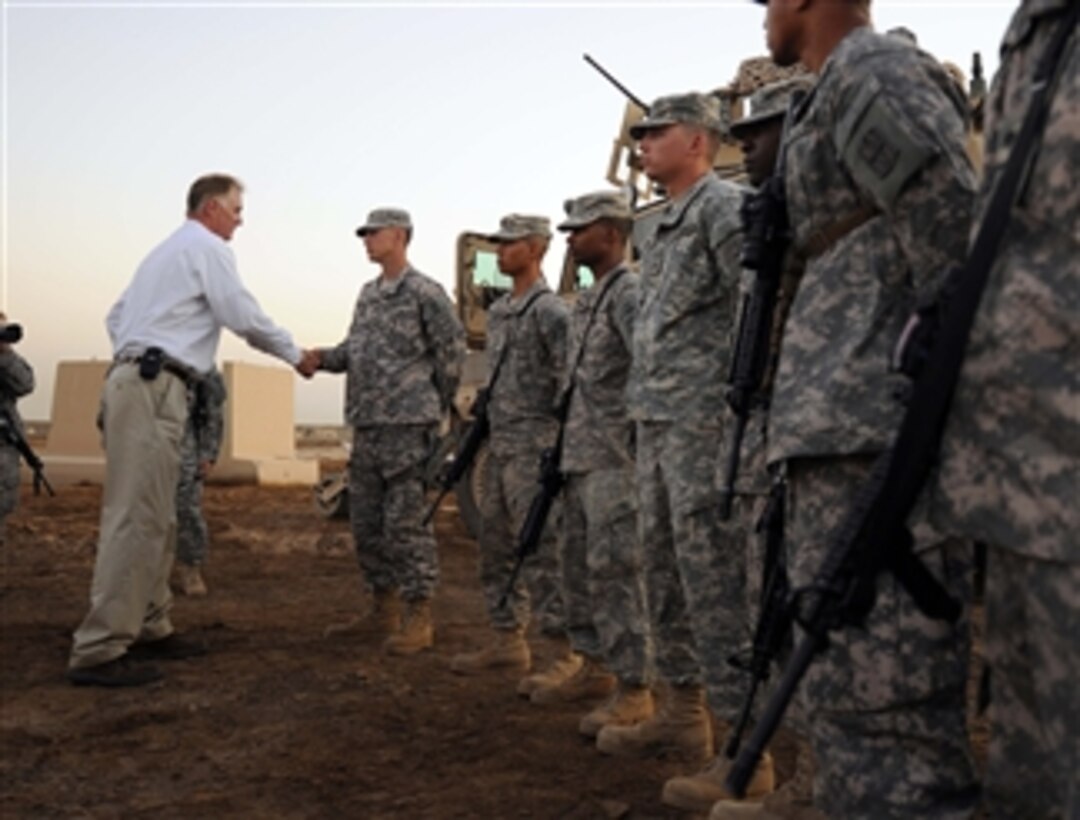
[{"x1": 835, "y1": 76, "x2": 937, "y2": 210}]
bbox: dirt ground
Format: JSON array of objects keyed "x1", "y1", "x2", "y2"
[
  {"x1": 0, "y1": 475, "x2": 808, "y2": 820},
  {"x1": 1, "y1": 472, "x2": 987, "y2": 819}
]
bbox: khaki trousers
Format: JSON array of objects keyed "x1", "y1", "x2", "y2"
[{"x1": 69, "y1": 363, "x2": 188, "y2": 669}]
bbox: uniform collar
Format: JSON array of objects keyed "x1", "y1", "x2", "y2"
[
  {"x1": 376, "y1": 265, "x2": 414, "y2": 297},
  {"x1": 659, "y1": 173, "x2": 712, "y2": 230}
]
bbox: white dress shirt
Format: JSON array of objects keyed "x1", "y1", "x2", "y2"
[{"x1": 106, "y1": 220, "x2": 301, "y2": 373}]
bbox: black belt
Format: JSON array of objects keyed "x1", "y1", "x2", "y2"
[{"x1": 115, "y1": 354, "x2": 199, "y2": 389}]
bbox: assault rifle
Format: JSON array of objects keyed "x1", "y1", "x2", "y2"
[
  {"x1": 422, "y1": 387, "x2": 492, "y2": 526},
  {"x1": 725, "y1": 3, "x2": 1079, "y2": 797},
  {"x1": 498, "y1": 269, "x2": 628, "y2": 609},
  {"x1": 0, "y1": 408, "x2": 54, "y2": 497},
  {"x1": 723, "y1": 480, "x2": 790, "y2": 759},
  {"x1": 717, "y1": 170, "x2": 790, "y2": 521},
  {"x1": 498, "y1": 395, "x2": 569, "y2": 610}
]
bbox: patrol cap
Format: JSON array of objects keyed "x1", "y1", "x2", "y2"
[
  {"x1": 557, "y1": 190, "x2": 633, "y2": 231},
  {"x1": 730, "y1": 76, "x2": 815, "y2": 138},
  {"x1": 629, "y1": 92, "x2": 726, "y2": 140},
  {"x1": 356, "y1": 207, "x2": 412, "y2": 237},
  {"x1": 487, "y1": 213, "x2": 552, "y2": 243}
]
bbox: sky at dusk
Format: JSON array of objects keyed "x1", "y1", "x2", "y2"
[{"x1": 2, "y1": 0, "x2": 1017, "y2": 423}]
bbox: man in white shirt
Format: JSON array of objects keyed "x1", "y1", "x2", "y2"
[{"x1": 68, "y1": 173, "x2": 316, "y2": 687}]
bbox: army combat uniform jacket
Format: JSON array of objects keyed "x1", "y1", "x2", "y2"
[
  {"x1": 767, "y1": 27, "x2": 977, "y2": 464},
  {"x1": 486, "y1": 279, "x2": 568, "y2": 458},
  {"x1": 320, "y1": 266, "x2": 465, "y2": 428},
  {"x1": 560, "y1": 265, "x2": 638, "y2": 474}
]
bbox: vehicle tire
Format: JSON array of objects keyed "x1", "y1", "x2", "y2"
[{"x1": 453, "y1": 442, "x2": 487, "y2": 539}]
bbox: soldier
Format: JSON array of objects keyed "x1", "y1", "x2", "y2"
[
  {"x1": 172, "y1": 366, "x2": 227, "y2": 598},
  {"x1": 0, "y1": 313, "x2": 34, "y2": 545},
  {"x1": 932, "y1": 2, "x2": 1079, "y2": 817},
  {"x1": 450, "y1": 214, "x2": 571, "y2": 689},
  {"x1": 751, "y1": 0, "x2": 979, "y2": 816},
  {"x1": 315, "y1": 208, "x2": 465, "y2": 656},
  {"x1": 594, "y1": 91, "x2": 770, "y2": 811},
  {"x1": 709, "y1": 75, "x2": 822, "y2": 820},
  {"x1": 528, "y1": 191, "x2": 654, "y2": 732}
]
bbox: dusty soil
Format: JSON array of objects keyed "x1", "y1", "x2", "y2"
[{"x1": 0, "y1": 478, "x2": 812, "y2": 820}]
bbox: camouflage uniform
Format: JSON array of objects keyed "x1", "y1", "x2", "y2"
[
  {"x1": 480, "y1": 215, "x2": 568, "y2": 635},
  {"x1": 319, "y1": 209, "x2": 465, "y2": 603},
  {"x1": 766, "y1": 27, "x2": 979, "y2": 818},
  {"x1": 175, "y1": 368, "x2": 226, "y2": 568},
  {"x1": 0, "y1": 341, "x2": 35, "y2": 540},
  {"x1": 627, "y1": 94, "x2": 748, "y2": 720},
  {"x1": 932, "y1": 3, "x2": 1080, "y2": 817},
  {"x1": 556, "y1": 193, "x2": 648, "y2": 686}
]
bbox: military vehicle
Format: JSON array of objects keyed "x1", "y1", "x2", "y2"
[{"x1": 316, "y1": 49, "x2": 986, "y2": 533}]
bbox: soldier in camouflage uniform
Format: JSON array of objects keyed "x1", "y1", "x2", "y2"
[
  {"x1": 709, "y1": 76, "x2": 822, "y2": 820},
  {"x1": 932, "y1": 3, "x2": 1079, "y2": 817},
  {"x1": 526, "y1": 191, "x2": 654, "y2": 731},
  {"x1": 316, "y1": 208, "x2": 465, "y2": 656},
  {"x1": 172, "y1": 366, "x2": 226, "y2": 597},
  {"x1": 0, "y1": 314, "x2": 34, "y2": 545},
  {"x1": 754, "y1": 1, "x2": 979, "y2": 816},
  {"x1": 450, "y1": 214, "x2": 570, "y2": 687},
  {"x1": 594, "y1": 91, "x2": 765, "y2": 809}
]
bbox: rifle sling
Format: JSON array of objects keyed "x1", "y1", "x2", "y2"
[
  {"x1": 558, "y1": 268, "x2": 628, "y2": 422},
  {"x1": 484, "y1": 287, "x2": 550, "y2": 399},
  {"x1": 857, "y1": 4, "x2": 1077, "y2": 623}
]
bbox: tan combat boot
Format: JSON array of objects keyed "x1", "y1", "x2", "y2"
[
  {"x1": 384, "y1": 598, "x2": 434, "y2": 656},
  {"x1": 174, "y1": 563, "x2": 208, "y2": 597},
  {"x1": 531, "y1": 656, "x2": 617, "y2": 705},
  {"x1": 579, "y1": 684, "x2": 655, "y2": 737},
  {"x1": 323, "y1": 588, "x2": 401, "y2": 639},
  {"x1": 709, "y1": 743, "x2": 822, "y2": 820},
  {"x1": 662, "y1": 751, "x2": 775, "y2": 813},
  {"x1": 595, "y1": 684, "x2": 714, "y2": 763},
  {"x1": 450, "y1": 627, "x2": 531, "y2": 675},
  {"x1": 517, "y1": 641, "x2": 583, "y2": 697}
]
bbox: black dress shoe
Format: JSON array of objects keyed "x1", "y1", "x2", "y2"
[
  {"x1": 128, "y1": 633, "x2": 207, "y2": 661},
  {"x1": 68, "y1": 656, "x2": 163, "y2": 688}
]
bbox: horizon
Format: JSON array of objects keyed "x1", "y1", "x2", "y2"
[{"x1": 2, "y1": 1, "x2": 1017, "y2": 424}]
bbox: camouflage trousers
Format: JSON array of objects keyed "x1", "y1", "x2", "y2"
[
  {"x1": 175, "y1": 434, "x2": 208, "y2": 566},
  {"x1": 0, "y1": 445, "x2": 19, "y2": 519},
  {"x1": 981, "y1": 546, "x2": 1080, "y2": 820},
  {"x1": 637, "y1": 420, "x2": 749, "y2": 718},
  {"x1": 561, "y1": 469, "x2": 649, "y2": 687},
  {"x1": 478, "y1": 449, "x2": 564, "y2": 636},
  {"x1": 786, "y1": 455, "x2": 977, "y2": 819},
  {"x1": 348, "y1": 424, "x2": 439, "y2": 603}
]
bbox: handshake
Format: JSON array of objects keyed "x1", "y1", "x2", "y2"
[{"x1": 295, "y1": 348, "x2": 321, "y2": 379}]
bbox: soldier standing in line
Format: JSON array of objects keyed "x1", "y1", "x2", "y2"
[
  {"x1": 932, "y1": 2, "x2": 1079, "y2": 817},
  {"x1": 0, "y1": 313, "x2": 34, "y2": 546},
  {"x1": 450, "y1": 214, "x2": 572, "y2": 691},
  {"x1": 316, "y1": 208, "x2": 465, "y2": 656},
  {"x1": 527, "y1": 191, "x2": 654, "y2": 732},
  {"x1": 707, "y1": 76, "x2": 823, "y2": 820},
  {"x1": 752, "y1": 0, "x2": 979, "y2": 816},
  {"x1": 595, "y1": 92, "x2": 772, "y2": 810},
  {"x1": 172, "y1": 366, "x2": 227, "y2": 598}
]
